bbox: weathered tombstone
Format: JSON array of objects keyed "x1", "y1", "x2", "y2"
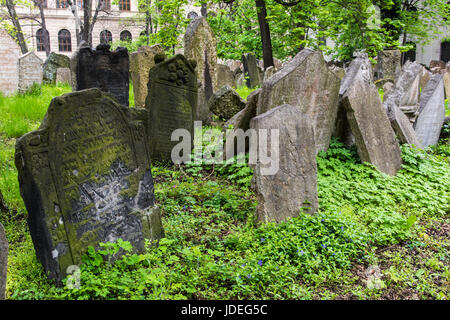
[
  {"x1": 130, "y1": 45, "x2": 165, "y2": 108},
  {"x1": 414, "y1": 74, "x2": 446, "y2": 148},
  {"x1": 383, "y1": 61, "x2": 423, "y2": 122},
  {"x1": 242, "y1": 53, "x2": 261, "y2": 88},
  {"x1": 429, "y1": 60, "x2": 446, "y2": 74},
  {"x1": 375, "y1": 49, "x2": 401, "y2": 81},
  {"x1": 342, "y1": 78, "x2": 403, "y2": 176},
  {"x1": 216, "y1": 64, "x2": 235, "y2": 89},
  {"x1": 43, "y1": 52, "x2": 70, "y2": 84},
  {"x1": 76, "y1": 44, "x2": 129, "y2": 106},
  {"x1": 225, "y1": 88, "x2": 260, "y2": 131},
  {"x1": 0, "y1": 222, "x2": 7, "y2": 300},
  {"x1": 258, "y1": 48, "x2": 340, "y2": 153},
  {"x1": 443, "y1": 71, "x2": 450, "y2": 99},
  {"x1": 420, "y1": 67, "x2": 432, "y2": 92},
  {"x1": 55, "y1": 67, "x2": 71, "y2": 85},
  {"x1": 15, "y1": 88, "x2": 163, "y2": 282},
  {"x1": 184, "y1": 16, "x2": 217, "y2": 122},
  {"x1": 250, "y1": 104, "x2": 318, "y2": 223},
  {"x1": 146, "y1": 54, "x2": 198, "y2": 161},
  {"x1": 328, "y1": 64, "x2": 345, "y2": 80},
  {"x1": 263, "y1": 66, "x2": 276, "y2": 82},
  {"x1": 386, "y1": 103, "x2": 422, "y2": 148},
  {"x1": 208, "y1": 86, "x2": 246, "y2": 121},
  {"x1": 18, "y1": 52, "x2": 43, "y2": 93}
]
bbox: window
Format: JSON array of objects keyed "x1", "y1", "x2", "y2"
[
  {"x1": 441, "y1": 41, "x2": 450, "y2": 63},
  {"x1": 75, "y1": 0, "x2": 84, "y2": 8},
  {"x1": 58, "y1": 29, "x2": 72, "y2": 52},
  {"x1": 56, "y1": 0, "x2": 69, "y2": 8},
  {"x1": 101, "y1": 0, "x2": 111, "y2": 10},
  {"x1": 100, "y1": 30, "x2": 112, "y2": 44},
  {"x1": 36, "y1": 29, "x2": 49, "y2": 52},
  {"x1": 119, "y1": 0, "x2": 130, "y2": 11},
  {"x1": 120, "y1": 30, "x2": 132, "y2": 42}
]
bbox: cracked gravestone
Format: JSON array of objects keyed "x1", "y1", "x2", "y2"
[
  {"x1": 18, "y1": 52, "x2": 43, "y2": 93},
  {"x1": 15, "y1": 88, "x2": 163, "y2": 282},
  {"x1": 130, "y1": 45, "x2": 165, "y2": 107},
  {"x1": 258, "y1": 48, "x2": 340, "y2": 153},
  {"x1": 208, "y1": 85, "x2": 246, "y2": 121},
  {"x1": 146, "y1": 54, "x2": 198, "y2": 161},
  {"x1": 250, "y1": 104, "x2": 318, "y2": 223},
  {"x1": 76, "y1": 44, "x2": 130, "y2": 106},
  {"x1": 414, "y1": 74, "x2": 446, "y2": 148},
  {"x1": 0, "y1": 222, "x2": 7, "y2": 300},
  {"x1": 43, "y1": 52, "x2": 70, "y2": 84},
  {"x1": 342, "y1": 78, "x2": 402, "y2": 176}
]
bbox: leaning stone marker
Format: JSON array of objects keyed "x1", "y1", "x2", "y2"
[
  {"x1": 76, "y1": 44, "x2": 130, "y2": 106},
  {"x1": 414, "y1": 74, "x2": 446, "y2": 148},
  {"x1": 43, "y1": 52, "x2": 70, "y2": 84},
  {"x1": 342, "y1": 79, "x2": 402, "y2": 176},
  {"x1": 216, "y1": 64, "x2": 235, "y2": 89},
  {"x1": 386, "y1": 103, "x2": 422, "y2": 148},
  {"x1": 242, "y1": 53, "x2": 261, "y2": 88},
  {"x1": 0, "y1": 222, "x2": 7, "y2": 300},
  {"x1": 208, "y1": 85, "x2": 246, "y2": 121},
  {"x1": 55, "y1": 67, "x2": 72, "y2": 84},
  {"x1": 258, "y1": 49, "x2": 340, "y2": 153},
  {"x1": 130, "y1": 45, "x2": 165, "y2": 107},
  {"x1": 250, "y1": 104, "x2": 318, "y2": 223},
  {"x1": 15, "y1": 88, "x2": 163, "y2": 282},
  {"x1": 146, "y1": 54, "x2": 198, "y2": 161},
  {"x1": 184, "y1": 17, "x2": 217, "y2": 122},
  {"x1": 18, "y1": 52, "x2": 43, "y2": 93}
]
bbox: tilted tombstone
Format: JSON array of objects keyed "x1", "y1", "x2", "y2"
[
  {"x1": 226, "y1": 88, "x2": 260, "y2": 131},
  {"x1": 15, "y1": 88, "x2": 164, "y2": 282},
  {"x1": 414, "y1": 74, "x2": 446, "y2": 148},
  {"x1": 342, "y1": 78, "x2": 403, "y2": 176},
  {"x1": 250, "y1": 104, "x2": 318, "y2": 223},
  {"x1": 43, "y1": 52, "x2": 70, "y2": 84},
  {"x1": 216, "y1": 64, "x2": 235, "y2": 89},
  {"x1": 130, "y1": 45, "x2": 165, "y2": 107},
  {"x1": 258, "y1": 48, "x2": 340, "y2": 153},
  {"x1": 55, "y1": 67, "x2": 72, "y2": 85},
  {"x1": 184, "y1": 17, "x2": 217, "y2": 122},
  {"x1": 76, "y1": 44, "x2": 129, "y2": 106},
  {"x1": 146, "y1": 54, "x2": 198, "y2": 161},
  {"x1": 208, "y1": 85, "x2": 246, "y2": 121},
  {"x1": 242, "y1": 53, "x2": 261, "y2": 88},
  {"x1": 18, "y1": 52, "x2": 43, "y2": 93},
  {"x1": 0, "y1": 222, "x2": 7, "y2": 300},
  {"x1": 375, "y1": 49, "x2": 401, "y2": 81},
  {"x1": 386, "y1": 103, "x2": 422, "y2": 148}
]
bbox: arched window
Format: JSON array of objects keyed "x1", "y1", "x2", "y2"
[
  {"x1": 119, "y1": 0, "x2": 130, "y2": 11},
  {"x1": 36, "y1": 28, "x2": 49, "y2": 52},
  {"x1": 120, "y1": 30, "x2": 132, "y2": 42},
  {"x1": 100, "y1": 30, "x2": 113, "y2": 44},
  {"x1": 441, "y1": 41, "x2": 450, "y2": 63},
  {"x1": 56, "y1": 0, "x2": 69, "y2": 8},
  {"x1": 58, "y1": 29, "x2": 72, "y2": 52}
]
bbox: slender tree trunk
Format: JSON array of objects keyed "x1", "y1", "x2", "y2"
[
  {"x1": 36, "y1": 2, "x2": 50, "y2": 56},
  {"x1": 255, "y1": 0, "x2": 274, "y2": 70},
  {"x1": 5, "y1": 0, "x2": 28, "y2": 54},
  {"x1": 83, "y1": 0, "x2": 93, "y2": 47}
]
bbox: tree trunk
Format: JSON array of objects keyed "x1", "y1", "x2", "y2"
[
  {"x1": 36, "y1": 2, "x2": 50, "y2": 56},
  {"x1": 4, "y1": 0, "x2": 28, "y2": 54},
  {"x1": 255, "y1": 0, "x2": 274, "y2": 70},
  {"x1": 83, "y1": 0, "x2": 93, "y2": 47}
]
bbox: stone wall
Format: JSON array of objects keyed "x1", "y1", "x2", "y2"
[{"x1": 0, "y1": 29, "x2": 20, "y2": 95}]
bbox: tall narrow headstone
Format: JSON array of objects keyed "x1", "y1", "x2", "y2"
[
  {"x1": 184, "y1": 17, "x2": 217, "y2": 122},
  {"x1": 76, "y1": 44, "x2": 130, "y2": 106},
  {"x1": 250, "y1": 104, "x2": 318, "y2": 223},
  {"x1": 43, "y1": 52, "x2": 70, "y2": 84},
  {"x1": 0, "y1": 222, "x2": 7, "y2": 300},
  {"x1": 342, "y1": 78, "x2": 403, "y2": 176},
  {"x1": 130, "y1": 45, "x2": 165, "y2": 107},
  {"x1": 15, "y1": 89, "x2": 163, "y2": 282},
  {"x1": 242, "y1": 53, "x2": 261, "y2": 88},
  {"x1": 258, "y1": 49, "x2": 340, "y2": 153},
  {"x1": 414, "y1": 74, "x2": 446, "y2": 148},
  {"x1": 146, "y1": 54, "x2": 198, "y2": 161},
  {"x1": 18, "y1": 52, "x2": 43, "y2": 93},
  {"x1": 376, "y1": 49, "x2": 401, "y2": 81},
  {"x1": 55, "y1": 68, "x2": 72, "y2": 85}
]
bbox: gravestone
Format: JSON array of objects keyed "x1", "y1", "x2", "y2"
[
  {"x1": 55, "y1": 67, "x2": 71, "y2": 84},
  {"x1": 43, "y1": 52, "x2": 70, "y2": 84},
  {"x1": 376, "y1": 49, "x2": 401, "y2": 81},
  {"x1": 208, "y1": 85, "x2": 246, "y2": 121},
  {"x1": 216, "y1": 64, "x2": 235, "y2": 89},
  {"x1": 130, "y1": 45, "x2": 165, "y2": 107},
  {"x1": 146, "y1": 54, "x2": 198, "y2": 161},
  {"x1": 226, "y1": 88, "x2": 261, "y2": 131},
  {"x1": 414, "y1": 74, "x2": 446, "y2": 148},
  {"x1": 15, "y1": 88, "x2": 163, "y2": 282},
  {"x1": 250, "y1": 104, "x2": 318, "y2": 223},
  {"x1": 444, "y1": 71, "x2": 450, "y2": 99},
  {"x1": 184, "y1": 17, "x2": 217, "y2": 122},
  {"x1": 342, "y1": 78, "x2": 402, "y2": 176},
  {"x1": 263, "y1": 66, "x2": 276, "y2": 82},
  {"x1": 0, "y1": 222, "x2": 7, "y2": 300},
  {"x1": 76, "y1": 44, "x2": 129, "y2": 106},
  {"x1": 387, "y1": 103, "x2": 422, "y2": 148},
  {"x1": 242, "y1": 53, "x2": 261, "y2": 88},
  {"x1": 383, "y1": 61, "x2": 423, "y2": 122},
  {"x1": 18, "y1": 52, "x2": 43, "y2": 93},
  {"x1": 258, "y1": 49, "x2": 340, "y2": 153}
]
